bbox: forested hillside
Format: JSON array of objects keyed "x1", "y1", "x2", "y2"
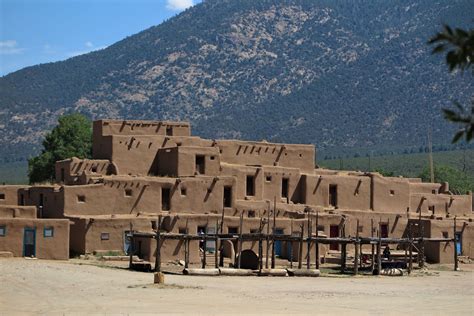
[{"x1": 1, "y1": 0, "x2": 473, "y2": 164}]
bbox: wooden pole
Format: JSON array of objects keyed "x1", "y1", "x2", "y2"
[
  {"x1": 418, "y1": 209, "x2": 424, "y2": 268},
  {"x1": 155, "y1": 215, "x2": 162, "y2": 272},
  {"x1": 298, "y1": 224, "x2": 304, "y2": 269},
  {"x1": 237, "y1": 212, "x2": 243, "y2": 269},
  {"x1": 306, "y1": 213, "x2": 311, "y2": 269},
  {"x1": 376, "y1": 225, "x2": 382, "y2": 275},
  {"x1": 259, "y1": 217, "x2": 263, "y2": 273},
  {"x1": 354, "y1": 219, "x2": 359, "y2": 275},
  {"x1": 370, "y1": 218, "x2": 375, "y2": 273},
  {"x1": 408, "y1": 223, "x2": 413, "y2": 274},
  {"x1": 215, "y1": 221, "x2": 219, "y2": 269},
  {"x1": 202, "y1": 224, "x2": 207, "y2": 269},
  {"x1": 290, "y1": 220, "x2": 293, "y2": 269},
  {"x1": 315, "y1": 211, "x2": 319, "y2": 269},
  {"x1": 271, "y1": 196, "x2": 276, "y2": 269},
  {"x1": 265, "y1": 203, "x2": 270, "y2": 269},
  {"x1": 454, "y1": 217, "x2": 458, "y2": 271},
  {"x1": 185, "y1": 219, "x2": 189, "y2": 269},
  {"x1": 128, "y1": 222, "x2": 133, "y2": 270}
]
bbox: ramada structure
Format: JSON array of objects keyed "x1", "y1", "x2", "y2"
[{"x1": 1, "y1": 119, "x2": 473, "y2": 270}]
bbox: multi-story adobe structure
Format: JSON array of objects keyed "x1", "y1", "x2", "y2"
[{"x1": 1, "y1": 119, "x2": 472, "y2": 265}]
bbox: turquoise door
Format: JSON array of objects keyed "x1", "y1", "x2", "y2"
[
  {"x1": 455, "y1": 233, "x2": 462, "y2": 255},
  {"x1": 23, "y1": 228, "x2": 36, "y2": 257},
  {"x1": 274, "y1": 229, "x2": 284, "y2": 256}
]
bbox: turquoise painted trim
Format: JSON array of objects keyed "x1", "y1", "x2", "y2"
[{"x1": 43, "y1": 227, "x2": 54, "y2": 238}]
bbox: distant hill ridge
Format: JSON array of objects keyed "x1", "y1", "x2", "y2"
[{"x1": 1, "y1": 0, "x2": 473, "y2": 163}]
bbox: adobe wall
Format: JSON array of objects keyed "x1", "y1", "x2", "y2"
[
  {"x1": 303, "y1": 174, "x2": 371, "y2": 210},
  {"x1": 19, "y1": 186, "x2": 64, "y2": 219},
  {"x1": 215, "y1": 140, "x2": 315, "y2": 173},
  {"x1": 410, "y1": 193, "x2": 472, "y2": 217},
  {"x1": 157, "y1": 146, "x2": 221, "y2": 177},
  {"x1": 372, "y1": 175, "x2": 410, "y2": 213},
  {"x1": 0, "y1": 218, "x2": 69, "y2": 259},
  {"x1": 0, "y1": 185, "x2": 29, "y2": 206},
  {"x1": 0, "y1": 205, "x2": 36, "y2": 219},
  {"x1": 55, "y1": 157, "x2": 112, "y2": 185},
  {"x1": 61, "y1": 176, "x2": 236, "y2": 216}
]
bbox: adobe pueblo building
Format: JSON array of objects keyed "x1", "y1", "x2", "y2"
[{"x1": 0, "y1": 120, "x2": 472, "y2": 269}]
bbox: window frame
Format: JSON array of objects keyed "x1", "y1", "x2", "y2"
[{"x1": 43, "y1": 227, "x2": 54, "y2": 238}]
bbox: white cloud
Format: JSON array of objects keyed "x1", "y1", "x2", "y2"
[
  {"x1": 67, "y1": 42, "x2": 107, "y2": 57},
  {"x1": 0, "y1": 40, "x2": 24, "y2": 55},
  {"x1": 166, "y1": 0, "x2": 194, "y2": 10}
]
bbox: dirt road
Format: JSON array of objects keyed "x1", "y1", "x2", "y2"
[{"x1": 0, "y1": 259, "x2": 472, "y2": 315}]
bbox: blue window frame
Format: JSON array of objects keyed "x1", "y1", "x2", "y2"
[
  {"x1": 0, "y1": 225, "x2": 6, "y2": 236},
  {"x1": 43, "y1": 227, "x2": 54, "y2": 238}
]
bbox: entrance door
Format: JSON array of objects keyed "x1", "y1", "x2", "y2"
[
  {"x1": 274, "y1": 229, "x2": 284, "y2": 257},
  {"x1": 329, "y1": 185, "x2": 337, "y2": 208},
  {"x1": 330, "y1": 225, "x2": 339, "y2": 251},
  {"x1": 23, "y1": 228, "x2": 36, "y2": 257},
  {"x1": 455, "y1": 232, "x2": 462, "y2": 255},
  {"x1": 380, "y1": 224, "x2": 389, "y2": 238}
]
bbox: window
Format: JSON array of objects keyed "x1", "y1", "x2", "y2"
[
  {"x1": 101, "y1": 233, "x2": 110, "y2": 240},
  {"x1": 442, "y1": 231, "x2": 449, "y2": 238},
  {"x1": 428, "y1": 205, "x2": 435, "y2": 213},
  {"x1": 20, "y1": 194, "x2": 24, "y2": 206},
  {"x1": 248, "y1": 210, "x2": 256, "y2": 218},
  {"x1": 329, "y1": 185, "x2": 337, "y2": 207},
  {"x1": 181, "y1": 188, "x2": 187, "y2": 196},
  {"x1": 151, "y1": 221, "x2": 157, "y2": 230},
  {"x1": 246, "y1": 175, "x2": 255, "y2": 196},
  {"x1": 77, "y1": 195, "x2": 86, "y2": 203},
  {"x1": 179, "y1": 228, "x2": 188, "y2": 234},
  {"x1": 91, "y1": 166, "x2": 98, "y2": 173},
  {"x1": 358, "y1": 226, "x2": 363, "y2": 233},
  {"x1": 223, "y1": 186, "x2": 232, "y2": 207},
  {"x1": 166, "y1": 126, "x2": 173, "y2": 136},
  {"x1": 195, "y1": 155, "x2": 205, "y2": 174},
  {"x1": 228, "y1": 227, "x2": 238, "y2": 234},
  {"x1": 161, "y1": 187, "x2": 171, "y2": 211},
  {"x1": 0, "y1": 226, "x2": 6, "y2": 236},
  {"x1": 282, "y1": 178, "x2": 289, "y2": 199},
  {"x1": 390, "y1": 190, "x2": 395, "y2": 196},
  {"x1": 317, "y1": 225, "x2": 325, "y2": 232},
  {"x1": 43, "y1": 227, "x2": 54, "y2": 237},
  {"x1": 210, "y1": 156, "x2": 215, "y2": 160},
  {"x1": 380, "y1": 224, "x2": 389, "y2": 238},
  {"x1": 60, "y1": 168, "x2": 65, "y2": 182},
  {"x1": 125, "y1": 189, "x2": 133, "y2": 197},
  {"x1": 0, "y1": 193, "x2": 4, "y2": 200},
  {"x1": 250, "y1": 229, "x2": 259, "y2": 234},
  {"x1": 432, "y1": 189, "x2": 437, "y2": 194},
  {"x1": 265, "y1": 175, "x2": 272, "y2": 182}
]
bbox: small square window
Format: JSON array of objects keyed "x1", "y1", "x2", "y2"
[
  {"x1": 44, "y1": 227, "x2": 54, "y2": 237},
  {"x1": 317, "y1": 225, "x2": 325, "y2": 232},
  {"x1": 77, "y1": 195, "x2": 86, "y2": 203},
  {"x1": 181, "y1": 188, "x2": 187, "y2": 196},
  {"x1": 228, "y1": 227, "x2": 238, "y2": 234},
  {"x1": 125, "y1": 189, "x2": 133, "y2": 197},
  {"x1": 389, "y1": 190, "x2": 395, "y2": 196},
  {"x1": 0, "y1": 193, "x2": 5, "y2": 200},
  {"x1": 357, "y1": 226, "x2": 363, "y2": 233},
  {"x1": 265, "y1": 175, "x2": 272, "y2": 182},
  {"x1": 0, "y1": 226, "x2": 6, "y2": 236},
  {"x1": 91, "y1": 166, "x2": 98, "y2": 173},
  {"x1": 179, "y1": 228, "x2": 188, "y2": 234},
  {"x1": 101, "y1": 233, "x2": 110, "y2": 240},
  {"x1": 248, "y1": 210, "x2": 256, "y2": 218},
  {"x1": 210, "y1": 156, "x2": 215, "y2": 160},
  {"x1": 432, "y1": 190, "x2": 436, "y2": 194},
  {"x1": 442, "y1": 231, "x2": 449, "y2": 238}
]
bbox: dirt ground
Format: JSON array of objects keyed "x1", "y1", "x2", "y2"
[{"x1": 0, "y1": 258, "x2": 473, "y2": 315}]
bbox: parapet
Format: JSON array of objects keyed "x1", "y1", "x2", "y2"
[{"x1": 93, "y1": 120, "x2": 191, "y2": 137}]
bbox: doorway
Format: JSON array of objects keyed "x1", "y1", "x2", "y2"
[
  {"x1": 455, "y1": 232, "x2": 462, "y2": 255},
  {"x1": 380, "y1": 224, "x2": 389, "y2": 238},
  {"x1": 329, "y1": 185, "x2": 337, "y2": 208},
  {"x1": 195, "y1": 155, "x2": 205, "y2": 175},
  {"x1": 23, "y1": 227, "x2": 36, "y2": 257},
  {"x1": 274, "y1": 228, "x2": 284, "y2": 257},
  {"x1": 330, "y1": 225, "x2": 339, "y2": 251},
  {"x1": 124, "y1": 231, "x2": 132, "y2": 255}
]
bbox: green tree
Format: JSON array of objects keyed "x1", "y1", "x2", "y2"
[
  {"x1": 418, "y1": 165, "x2": 474, "y2": 194},
  {"x1": 28, "y1": 113, "x2": 92, "y2": 184},
  {"x1": 429, "y1": 25, "x2": 474, "y2": 143}
]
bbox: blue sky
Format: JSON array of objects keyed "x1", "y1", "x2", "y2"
[{"x1": 0, "y1": 0, "x2": 201, "y2": 76}]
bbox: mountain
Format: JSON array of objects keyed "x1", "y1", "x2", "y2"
[{"x1": 1, "y1": 0, "x2": 473, "y2": 164}]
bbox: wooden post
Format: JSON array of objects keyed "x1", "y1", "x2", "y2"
[
  {"x1": 220, "y1": 207, "x2": 225, "y2": 234},
  {"x1": 265, "y1": 204, "x2": 270, "y2": 269},
  {"x1": 202, "y1": 224, "x2": 207, "y2": 269},
  {"x1": 370, "y1": 218, "x2": 375, "y2": 273},
  {"x1": 155, "y1": 215, "x2": 162, "y2": 272},
  {"x1": 259, "y1": 217, "x2": 263, "y2": 273},
  {"x1": 215, "y1": 221, "x2": 219, "y2": 269},
  {"x1": 341, "y1": 243, "x2": 346, "y2": 273},
  {"x1": 408, "y1": 223, "x2": 413, "y2": 274},
  {"x1": 128, "y1": 222, "x2": 133, "y2": 270},
  {"x1": 306, "y1": 213, "x2": 311, "y2": 269},
  {"x1": 298, "y1": 224, "x2": 304, "y2": 269},
  {"x1": 418, "y1": 209, "x2": 424, "y2": 268},
  {"x1": 376, "y1": 232, "x2": 382, "y2": 276},
  {"x1": 185, "y1": 219, "x2": 189, "y2": 269},
  {"x1": 290, "y1": 220, "x2": 293, "y2": 269},
  {"x1": 354, "y1": 219, "x2": 359, "y2": 275},
  {"x1": 454, "y1": 217, "x2": 458, "y2": 271},
  {"x1": 315, "y1": 211, "x2": 319, "y2": 269},
  {"x1": 237, "y1": 212, "x2": 243, "y2": 269},
  {"x1": 271, "y1": 196, "x2": 276, "y2": 269}
]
